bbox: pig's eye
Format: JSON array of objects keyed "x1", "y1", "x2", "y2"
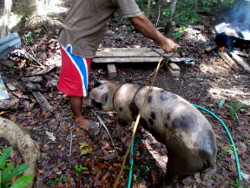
[{"x1": 99, "y1": 86, "x2": 104, "y2": 90}]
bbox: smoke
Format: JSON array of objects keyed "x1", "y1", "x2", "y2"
[{"x1": 227, "y1": 0, "x2": 250, "y2": 31}]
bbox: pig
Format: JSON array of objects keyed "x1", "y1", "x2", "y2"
[{"x1": 83, "y1": 80, "x2": 217, "y2": 187}]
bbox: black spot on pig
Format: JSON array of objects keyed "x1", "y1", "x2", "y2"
[
  {"x1": 195, "y1": 127, "x2": 216, "y2": 159},
  {"x1": 160, "y1": 92, "x2": 176, "y2": 102},
  {"x1": 148, "y1": 118, "x2": 154, "y2": 126},
  {"x1": 140, "y1": 118, "x2": 149, "y2": 129},
  {"x1": 172, "y1": 115, "x2": 197, "y2": 133},
  {"x1": 164, "y1": 123, "x2": 168, "y2": 128},
  {"x1": 119, "y1": 107, "x2": 123, "y2": 111},
  {"x1": 118, "y1": 118, "x2": 127, "y2": 127},
  {"x1": 166, "y1": 112, "x2": 171, "y2": 121},
  {"x1": 150, "y1": 112, "x2": 156, "y2": 120},
  {"x1": 130, "y1": 102, "x2": 139, "y2": 118},
  {"x1": 148, "y1": 95, "x2": 152, "y2": 103},
  {"x1": 101, "y1": 92, "x2": 108, "y2": 105},
  {"x1": 94, "y1": 81, "x2": 102, "y2": 88},
  {"x1": 91, "y1": 100, "x2": 102, "y2": 110}
]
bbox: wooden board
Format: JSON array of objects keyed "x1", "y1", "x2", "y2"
[
  {"x1": 95, "y1": 48, "x2": 165, "y2": 57},
  {"x1": 93, "y1": 48, "x2": 178, "y2": 63},
  {"x1": 93, "y1": 57, "x2": 164, "y2": 63}
]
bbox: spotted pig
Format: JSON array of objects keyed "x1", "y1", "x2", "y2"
[{"x1": 83, "y1": 81, "x2": 217, "y2": 187}]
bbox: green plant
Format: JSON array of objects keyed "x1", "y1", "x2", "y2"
[
  {"x1": 24, "y1": 31, "x2": 34, "y2": 45},
  {"x1": 222, "y1": 145, "x2": 238, "y2": 154},
  {"x1": 68, "y1": 112, "x2": 74, "y2": 118},
  {"x1": 50, "y1": 174, "x2": 69, "y2": 187},
  {"x1": 74, "y1": 164, "x2": 88, "y2": 176},
  {"x1": 172, "y1": 26, "x2": 186, "y2": 39},
  {"x1": 123, "y1": 166, "x2": 132, "y2": 171},
  {"x1": 0, "y1": 147, "x2": 34, "y2": 188},
  {"x1": 216, "y1": 153, "x2": 224, "y2": 161},
  {"x1": 228, "y1": 102, "x2": 245, "y2": 121},
  {"x1": 231, "y1": 178, "x2": 243, "y2": 188},
  {"x1": 218, "y1": 100, "x2": 245, "y2": 121},
  {"x1": 135, "y1": 164, "x2": 150, "y2": 183},
  {"x1": 10, "y1": 69, "x2": 17, "y2": 74}
]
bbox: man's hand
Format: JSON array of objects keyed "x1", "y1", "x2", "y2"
[
  {"x1": 129, "y1": 14, "x2": 178, "y2": 54},
  {"x1": 159, "y1": 37, "x2": 178, "y2": 53}
]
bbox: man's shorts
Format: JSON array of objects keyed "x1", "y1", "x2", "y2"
[{"x1": 57, "y1": 45, "x2": 91, "y2": 97}]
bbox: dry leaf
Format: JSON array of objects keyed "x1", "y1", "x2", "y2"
[{"x1": 80, "y1": 142, "x2": 93, "y2": 155}]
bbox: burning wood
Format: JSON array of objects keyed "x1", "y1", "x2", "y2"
[
  {"x1": 230, "y1": 51, "x2": 250, "y2": 73},
  {"x1": 217, "y1": 49, "x2": 239, "y2": 71}
]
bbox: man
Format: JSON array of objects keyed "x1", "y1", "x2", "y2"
[{"x1": 57, "y1": 0, "x2": 178, "y2": 130}]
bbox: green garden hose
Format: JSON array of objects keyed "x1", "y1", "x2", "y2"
[
  {"x1": 192, "y1": 104, "x2": 242, "y2": 181},
  {"x1": 127, "y1": 104, "x2": 242, "y2": 187}
]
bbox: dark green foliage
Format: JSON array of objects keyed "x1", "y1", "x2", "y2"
[{"x1": 0, "y1": 147, "x2": 34, "y2": 188}]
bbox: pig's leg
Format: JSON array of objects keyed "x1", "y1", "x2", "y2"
[
  {"x1": 164, "y1": 158, "x2": 179, "y2": 187},
  {"x1": 112, "y1": 118, "x2": 128, "y2": 138}
]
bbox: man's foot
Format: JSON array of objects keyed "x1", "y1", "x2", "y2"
[
  {"x1": 73, "y1": 117, "x2": 100, "y2": 137},
  {"x1": 74, "y1": 117, "x2": 94, "y2": 129}
]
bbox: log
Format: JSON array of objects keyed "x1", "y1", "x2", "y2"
[
  {"x1": 218, "y1": 50, "x2": 238, "y2": 71},
  {"x1": 230, "y1": 52, "x2": 250, "y2": 73}
]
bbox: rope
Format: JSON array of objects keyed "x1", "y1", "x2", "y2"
[{"x1": 113, "y1": 55, "x2": 165, "y2": 188}]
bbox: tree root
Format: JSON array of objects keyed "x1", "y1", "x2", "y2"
[{"x1": 0, "y1": 117, "x2": 40, "y2": 188}]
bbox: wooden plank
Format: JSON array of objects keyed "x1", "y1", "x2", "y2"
[
  {"x1": 92, "y1": 57, "x2": 163, "y2": 63},
  {"x1": 95, "y1": 48, "x2": 171, "y2": 57}
]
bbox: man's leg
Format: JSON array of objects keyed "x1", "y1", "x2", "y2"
[{"x1": 69, "y1": 96, "x2": 92, "y2": 128}]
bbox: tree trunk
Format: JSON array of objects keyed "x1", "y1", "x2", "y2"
[
  {"x1": 1, "y1": 0, "x2": 12, "y2": 38},
  {"x1": 24, "y1": 0, "x2": 39, "y2": 18},
  {"x1": 12, "y1": 0, "x2": 61, "y2": 34},
  {"x1": 164, "y1": 0, "x2": 177, "y2": 34},
  {"x1": 146, "y1": 0, "x2": 152, "y2": 16}
]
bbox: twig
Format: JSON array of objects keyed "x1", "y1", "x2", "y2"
[
  {"x1": 68, "y1": 128, "x2": 73, "y2": 157},
  {"x1": 92, "y1": 110, "x2": 116, "y2": 148},
  {"x1": 18, "y1": 47, "x2": 45, "y2": 68}
]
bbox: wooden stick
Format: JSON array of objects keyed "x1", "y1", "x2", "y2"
[
  {"x1": 230, "y1": 52, "x2": 250, "y2": 73},
  {"x1": 92, "y1": 110, "x2": 116, "y2": 148},
  {"x1": 218, "y1": 50, "x2": 238, "y2": 71},
  {"x1": 68, "y1": 128, "x2": 73, "y2": 157}
]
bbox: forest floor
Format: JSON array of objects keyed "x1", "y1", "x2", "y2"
[{"x1": 0, "y1": 1, "x2": 249, "y2": 188}]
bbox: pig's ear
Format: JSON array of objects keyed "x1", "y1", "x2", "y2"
[{"x1": 94, "y1": 80, "x2": 108, "y2": 88}]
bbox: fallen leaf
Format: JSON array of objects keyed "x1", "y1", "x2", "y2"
[{"x1": 79, "y1": 142, "x2": 93, "y2": 155}]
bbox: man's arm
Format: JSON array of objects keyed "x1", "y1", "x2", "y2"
[{"x1": 129, "y1": 14, "x2": 177, "y2": 53}]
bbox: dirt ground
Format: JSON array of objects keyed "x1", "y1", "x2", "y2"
[{"x1": 0, "y1": 1, "x2": 250, "y2": 188}]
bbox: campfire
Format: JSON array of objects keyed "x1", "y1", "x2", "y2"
[{"x1": 205, "y1": 1, "x2": 250, "y2": 73}]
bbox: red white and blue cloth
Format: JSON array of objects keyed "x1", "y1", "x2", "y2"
[{"x1": 57, "y1": 45, "x2": 91, "y2": 97}]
